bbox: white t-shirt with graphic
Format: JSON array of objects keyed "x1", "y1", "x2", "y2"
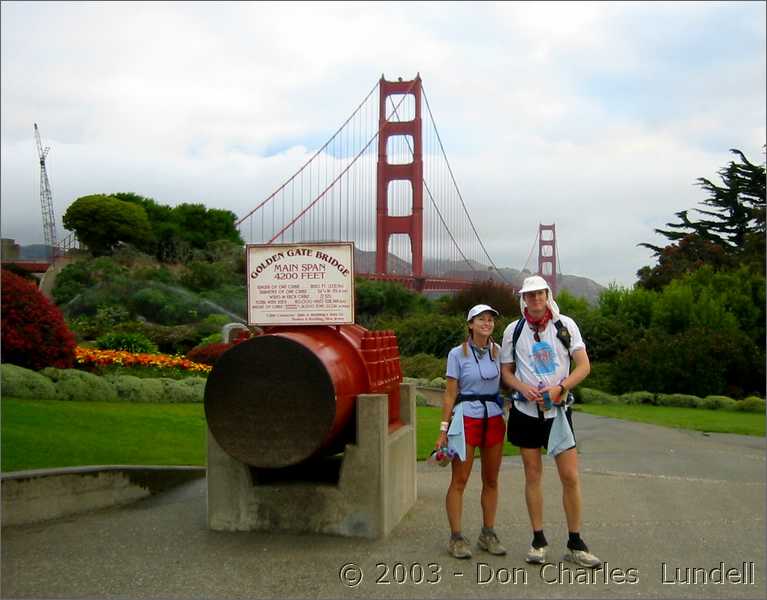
[{"x1": 499, "y1": 315, "x2": 585, "y2": 420}]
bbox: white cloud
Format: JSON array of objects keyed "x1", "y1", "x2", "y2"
[{"x1": 1, "y1": 1, "x2": 764, "y2": 288}]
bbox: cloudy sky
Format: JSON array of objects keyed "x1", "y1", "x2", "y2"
[{"x1": 1, "y1": 1, "x2": 764, "y2": 287}]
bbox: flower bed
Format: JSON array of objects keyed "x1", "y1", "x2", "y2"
[{"x1": 75, "y1": 346, "x2": 211, "y2": 375}]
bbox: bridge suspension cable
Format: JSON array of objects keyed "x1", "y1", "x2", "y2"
[
  {"x1": 237, "y1": 76, "x2": 510, "y2": 285},
  {"x1": 267, "y1": 80, "x2": 418, "y2": 244},
  {"x1": 235, "y1": 80, "x2": 379, "y2": 228},
  {"x1": 523, "y1": 229, "x2": 539, "y2": 273},
  {"x1": 422, "y1": 86, "x2": 509, "y2": 284}
]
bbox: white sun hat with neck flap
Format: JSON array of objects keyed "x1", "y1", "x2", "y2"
[
  {"x1": 466, "y1": 304, "x2": 499, "y2": 322},
  {"x1": 519, "y1": 275, "x2": 561, "y2": 320}
]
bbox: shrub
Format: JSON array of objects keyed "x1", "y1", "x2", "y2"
[
  {"x1": 180, "y1": 260, "x2": 230, "y2": 291},
  {"x1": 54, "y1": 257, "x2": 131, "y2": 309},
  {"x1": 96, "y1": 332, "x2": 159, "y2": 354},
  {"x1": 104, "y1": 375, "x2": 201, "y2": 403},
  {"x1": 1, "y1": 269, "x2": 77, "y2": 370},
  {"x1": 42, "y1": 368, "x2": 118, "y2": 402},
  {"x1": 52, "y1": 260, "x2": 93, "y2": 305},
  {"x1": 157, "y1": 377, "x2": 205, "y2": 403},
  {"x1": 377, "y1": 313, "x2": 465, "y2": 357},
  {"x1": 429, "y1": 377, "x2": 447, "y2": 389},
  {"x1": 114, "y1": 322, "x2": 200, "y2": 355},
  {"x1": 130, "y1": 287, "x2": 199, "y2": 324},
  {"x1": 734, "y1": 397, "x2": 766, "y2": 413},
  {"x1": 61, "y1": 279, "x2": 134, "y2": 319},
  {"x1": 579, "y1": 313, "x2": 633, "y2": 362},
  {"x1": 402, "y1": 377, "x2": 431, "y2": 387},
  {"x1": 619, "y1": 391, "x2": 656, "y2": 405},
  {"x1": 354, "y1": 278, "x2": 429, "y2": 325},
  {"x1": 400, "y1": 353, "x2": 446, "y2": 380},
  {"x1": 106, "y1": 375, "x2": 161, "y2": 403},
  {"x1": 195, "y1": 314, "x2": 232, "y2": 337},
  {"x1": 70, "y1": 305, "x2": 135, "y2": 342},
  {"x1": 441, "y1": 279, "x2": 519, "y2": 319},
  {"x1": 138, "y1": 378, "x2": 166, "y2": 401},
  {"x1": 656, "y1": 393, "x2": 702, "y2": 408},
  {"x1": 94, "y1": 365, "x2": 202, "y2": 379},
  {"x1": 583, "y1": 362, "x2": 614, "y2": 393},
  {"x1": 579, "y1": 388, "x2": 618, "y2": 404},
  {"x1": 700, "y1": 395, "x2": 737, "y2": 410},
  {"x1": 611, "y1": 327, "x2": 764, "y2": 398},
  {"x1": 199, "y1": 285, "x2": 247, "y2": 320},
  {"x1": 186, "y1": 342, "x2": 234, "y2": 366},
  {"x1": 555, "y1": 289, "x2": 592, "y2": 323},
  {"x1": 1, "y1": 363, "x2": 58, "y2": 401},
  {"x1": 196, "y1": 332, "x2": 223, "y2": 347},
  {"x1": 133, "y1": 265, "x2": 177, "y2": 284},
  {"x1": 175, "y1": 377, "x2": 206, "y2": 401}
]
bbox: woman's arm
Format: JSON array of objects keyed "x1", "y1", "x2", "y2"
[{"x1": 435, "y1": 377, "x2": 459, "y2": 448}]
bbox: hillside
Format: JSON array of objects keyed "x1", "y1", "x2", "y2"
[{"x1": 357, "y1": 249, "x2": 606, "y2": 303}]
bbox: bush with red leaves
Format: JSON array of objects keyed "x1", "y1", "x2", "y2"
[
  {"x1": 185, "y1": 329, "x2": 251, "y2": 366},
  {"x1": 185, "y1": 342, "x2": 233, "y2": 366},
  {"x1": 1, "y1": 269, "x2": 76, "y2": 370}
]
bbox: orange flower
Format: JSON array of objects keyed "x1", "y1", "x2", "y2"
[{"x1": 75, "y1": 347, "x2": 211, "y2": 374}]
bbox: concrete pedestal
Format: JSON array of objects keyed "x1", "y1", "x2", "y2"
[{"x1": 207, "y1": 383, "x2": 417, "y2": 538}]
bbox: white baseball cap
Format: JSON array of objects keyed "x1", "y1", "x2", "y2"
[
  {"x1": 519, "y1": 275, "x2": 550, "y2": 295},
  {"x1": 466, "y1": 304, "x2": 499, "y2": 322}
]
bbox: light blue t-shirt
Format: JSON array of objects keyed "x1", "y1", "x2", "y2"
[{"x1": 445, "y1": 342, "x2": 502, "y2": 419}]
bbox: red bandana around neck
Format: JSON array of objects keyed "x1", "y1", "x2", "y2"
[{"x1": 524, "y1": 307, "x2": 552, "y2": 332}]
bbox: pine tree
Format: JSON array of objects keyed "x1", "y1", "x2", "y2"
[{"x1": 642, "y1": 149, "x2": 765, "y2": 253}]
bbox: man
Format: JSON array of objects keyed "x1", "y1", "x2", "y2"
[{"x1": 500, "y1": 275, "x2": 602, "y2": 568}]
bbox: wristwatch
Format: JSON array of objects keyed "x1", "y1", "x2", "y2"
[{"x1": 558, "y1": 383, "x2": 567, "y2": 396}]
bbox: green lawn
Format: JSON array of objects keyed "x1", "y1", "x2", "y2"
[
  {"x1": 574, "y1": 404, "x2": 765, "y2": 437},
  {"x1": 1, "y1": 398, "x2": 207, "y2": 472},
  {"x1": 1, "y1": 399, "x2": 519, "y2": 472},
  {"x1": 7, "y1": 399, "x2": 758, "y2": 473}
]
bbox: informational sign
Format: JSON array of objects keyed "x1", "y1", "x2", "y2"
[{"x1": 246, "y1": 242, "x2": 355, "y2": 326}]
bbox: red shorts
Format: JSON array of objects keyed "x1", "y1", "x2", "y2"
[{"x1": 463, "y1": 415, "x2": 505, "y2": 448}]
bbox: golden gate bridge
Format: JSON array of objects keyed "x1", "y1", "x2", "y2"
[
  {"x1": 15, "y1": 75, "x2": 562, "y2": 297},
  {"x1": 235, "y1": 74, "x2": 561, "y2": 295}
]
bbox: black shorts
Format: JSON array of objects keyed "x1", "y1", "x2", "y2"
[{"x1": 506, "y1": 401, "x2": 576, "y2": 450}]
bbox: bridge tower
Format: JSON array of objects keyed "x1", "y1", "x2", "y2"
[
  {"x1": 375, "y1": 75, "x2": 424, "y2": 281},
  {"x1": 538, "y1": 223, "x2": 557, "y2": 297}
]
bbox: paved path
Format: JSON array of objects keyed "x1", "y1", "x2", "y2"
[{"x1": 2, "y1": 413, "x2": 765, "y2": 599}]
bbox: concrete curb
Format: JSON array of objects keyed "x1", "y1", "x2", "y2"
[{"x1": 1, "y1": 465, "x2": 206, "y2": 526}]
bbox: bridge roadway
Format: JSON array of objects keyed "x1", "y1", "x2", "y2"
[{"x1": 2, "y1": 413, "x2": 765, "y2": 599}]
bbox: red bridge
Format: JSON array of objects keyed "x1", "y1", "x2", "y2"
[
  {"x1": 21, "y1": 75, "x2": 563, "y2": 297},
  {"x1": 236, "y1": 74, "x2": 529, "y2": 294}
]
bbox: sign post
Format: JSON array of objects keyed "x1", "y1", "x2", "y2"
[{"x1": 246, "y1": 242, "x2": 355, "y2": 326}]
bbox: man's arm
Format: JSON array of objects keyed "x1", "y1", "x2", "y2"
[
  {"x1": 501, "y1": 363, "x2": 542, "y2": 404},
  {"x1": 543, "y1": 348, "x2": 591, "y2": 404}
]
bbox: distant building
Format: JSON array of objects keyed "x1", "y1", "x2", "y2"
[{"x1": 1, "y1": 238, "x2": 21, "y2": 260}]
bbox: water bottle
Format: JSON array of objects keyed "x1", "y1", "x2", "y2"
[{"x1": 538, "y1": 380, "x2": 552, "y2": 410}]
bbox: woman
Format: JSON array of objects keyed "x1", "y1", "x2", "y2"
[{"x1": 435, "y1": 303, "x2": 507, "y2": 559}]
